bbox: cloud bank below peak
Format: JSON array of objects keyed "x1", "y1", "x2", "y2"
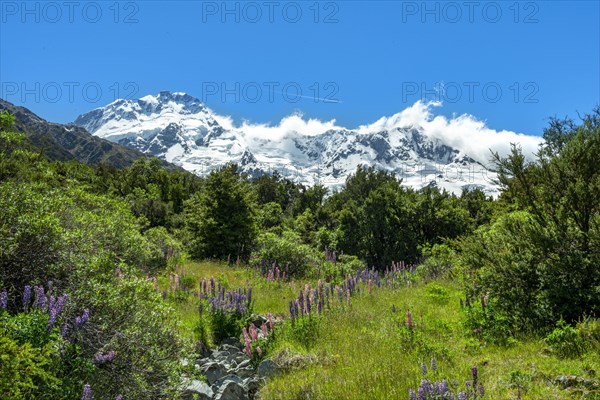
[{"x1": 217, "y1": 100, "x2": 543, "y2": 165}]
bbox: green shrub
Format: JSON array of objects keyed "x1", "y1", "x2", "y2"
[
  {"x1": 417, "y1": 243, "x2": 456, "y2": 281},
  {"x1": 250, "y1": 231, "x2": 321, "y2": 277},
  {"x1": 544, "y1": 320, "x2": 586, "y2": 358},
  {"x1": 577, "y1": 318, "x2": 600, "y2": 353},
  {"x1": 280, "y1": 316, "x2": 322, "y2": 350}
]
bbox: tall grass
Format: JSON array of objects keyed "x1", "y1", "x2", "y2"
[{"x1": 165, "y1": 261, "x2": 600, "y2": 399}]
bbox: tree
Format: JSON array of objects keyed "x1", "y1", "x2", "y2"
[
  {"x1": 467, "y1": 107, "x2": 600, "y2": 326},
  {"x1": 185, "y1": 164, "x2": 257, "y2": 259}
]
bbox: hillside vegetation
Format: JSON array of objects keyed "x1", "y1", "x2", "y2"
[{"x1": 1, "y1": 107, "x2": 599, "y2": 399}]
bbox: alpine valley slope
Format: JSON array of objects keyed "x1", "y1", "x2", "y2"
[{"x1": 73, "y1": 91, "x2": 543, "y2": 195}]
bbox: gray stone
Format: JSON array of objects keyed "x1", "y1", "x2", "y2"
[
  {"x1": 219, "y1": 337, "x2": 244, "y2": 349},
  {"x1": 244, "y1": 377, "x2": 260, "y2": 394},
  {"x1": 236, "y1": 359, "x2": 251, "y2": 369},
  {"x1": 258, "y1": 359, "x2": 281, "y2": 379},
  {"x1": 200, "y1": 362, "x2": 229, "y2": 386},
  {"x1": 181, "y1": 379, "x2": 213, "y2": 400},
  {"x1": 226, "y1": 352, "x2": 248, "y2": 365},
  {"x1": 252, "y1": 315, "x2": 268, "y2": 328},
  {"x1": 212, "y1": 374, "x2": 244, "y2": 390},
  {"x1": 234, "y1": 366, "x2": 256, "y2": 379},
  {"x1": 214, "y1": 380, "x2": 249, "y2": 400}
]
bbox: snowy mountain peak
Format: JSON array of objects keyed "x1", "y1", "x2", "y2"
[{"x1": 72, "y1": 94, "x2": 544, "y2": 196}]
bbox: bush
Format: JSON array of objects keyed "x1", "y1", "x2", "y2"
[
  {"x1": 417, "y1": 243, "x2": 456, "y2": 281},
  {"x1": 576, "y1": 318, "x2": 600, "y2": 353},
  {"x1": 544, "y1": 320, "x2": 586, "y2": 358},
  {"x1": 250, "y1": 231, "x2": 321, "y2": 277}
]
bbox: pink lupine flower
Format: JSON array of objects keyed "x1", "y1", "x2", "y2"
[
  {"x1": 249, "y1": 324, "x2": 258, "y2": 341},
  {"x1": 261, "y1": 322, "x2": 268, "y2": 338},
  {"x1": 267, "y1": 312, "x2": 274, "y2": 330}
]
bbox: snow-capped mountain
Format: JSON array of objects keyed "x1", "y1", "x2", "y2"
[{"x1": 73, "y1": 91, "x2": 538, "y2": 196}]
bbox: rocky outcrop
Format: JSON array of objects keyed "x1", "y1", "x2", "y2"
[{"x1": 181, "y1": 339, "x2": 281, "y2": 400}]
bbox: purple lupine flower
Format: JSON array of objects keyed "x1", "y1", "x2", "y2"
[
  {"x1": 34, "y1": 286, "x2": 46, "y2": 309},
  {"x1": 298, "y1": 290, "x2": 304, "y2": 315},
  {"x1": 471, "y1": 365, "x2": 478, "y2": 382},
  {"x1": 417, "y1": 386, "x2": 426, "y2": 400},
  {"x1": 115, "y1": 396, "x2": 124, "y2": 400},
  {"x1": 93, "y1": 350, "x2": 115, "y2": 364},
  {"x1": 0, "y1": 289, "x2": 7, "y2": 309},
  {"x1": 421, "y1": 362, "x2": 427, "y2": 375},
  {"x1": 23, "y1": 285, "x2": 31, "y2": 310},
  {"x1": 75, "y1": 308, "x2": 90, "y2": 328},
  {"x1": 306, "y1": 295, "x2": 311, "y2": 314},
  {"x1": 61, "y1": 324, "x2": 69, "y2": 339},
  {"x1": 478, "y1": 383, "x2": 485, "y2": 397},
  {"x1": 457, "y1": 392, "x2": 467, "y2": 400},
  {"x1": 431, "y1": 357, "x2": 437, "y2": 372},
  {"x1": 82, "y1": 383, "x2": 92, "y2": 400},
  {"x1": 409, "y1": 388, "x2": 416, "y2": 400},
  {"x1": 289, "y1": 300, "x2": 295, "y2": 320},
  {"x1": 441, "y1": 380, "x2": 449, "y2": 394}
]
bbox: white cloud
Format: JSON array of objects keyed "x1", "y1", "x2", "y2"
[
  {"x1": 238, "y1": 112, "x2": 342, "y2": 141},
  {"x1": 212, "y1": 100, "x2": 543, "y2": 165}
]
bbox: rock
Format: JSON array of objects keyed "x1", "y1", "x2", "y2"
[
  {"x1": 219, "y1": 337, "x2": 244, "y2": 349},
  {"x1": 252, "y1": 315, "x2": 268, "y2": 328},
  {"x1": 212, "y1": 374, "x2": 244, "y2": 388},
  {"x1": 181, "y1": 379, "x2": 213, "y2": 400},
  {"x1": 555, "y1": 375, "x2": 599, "y2": 390},
  {"x1": 234, "y1": 366, "x2": 256, "y2": 379},
  {"x1": 236, "y1": 359, "x2": 251, "y2": 369},
  {"x1": 258, "y1": 359, "x2": 281, "y2": 379},
  {"x1": 213, "y1": 375, "x2": 248, "y2": 400},
  {"x1": 200, "y1": 362, "x2": 229, "y2": 386},
  {"x1": 220, "y1": 344, "x2": 242, "y2": 355},
  {"x1": 196, "y1": 357, "x2": 212, "y2": 366},
  {"x1": 244, "y1": 377, "x2": 260, "y2": 395},
  {"x1": 226, "y1": 351, "x2": 248, "y2": 365}
]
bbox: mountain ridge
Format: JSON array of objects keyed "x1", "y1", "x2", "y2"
[
  {"x1": 73, "y1": 91, "x2": 539, "y2": 195},
  {"x1": 0, "y1": 98, "x2": 179, "y2": 170}
]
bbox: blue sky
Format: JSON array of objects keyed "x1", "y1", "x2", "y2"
[{"x1": 1, "y1": 0, "x2": 598, "y2": 136}]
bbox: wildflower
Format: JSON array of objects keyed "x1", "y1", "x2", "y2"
[
  {"x1": 431, "y1": 357, "x2": 437, "y2": 372},
  {"x1": 23, "y1": 285, "x2": 31, "y2": 310},
  {"x1": 417, "y1": 386, "x2": 425, "y2": 400},
  {"x1": 471, "y1": 365, "x2": 478, "y2": 382},
  {"x1": 0, "y1": 289, "x2": 7, "y2": 309},
  {"x1": 82, "y1": 384, "x2": 92, "y2": 400},
  {"x1": 391, "y1": 304, "x2": 396, "y2": 313},
  {"x1": 407, "y1": 309, "x2": 413, "y2": 329},
  {"x1": 478, "y1": 383, "x2": 485, "y2": 397},
  {"x1": 249, "y1": 324, "x2": 258, "y2": 341},
  {"x1": 61, "y1": 324, "x2": 69, "y2": 339},
  {"x1": 115, "y1": 396, "x2": 124, "y2": 400},
  {"x1": 267, "y1": 312, "x2": 274, "y2": 330},
  {"x1": 34, "y1": 286, "x2": 46, "y2": 309},
  {"x1": 256, "y1": 346, "x2": 262, "y2": 356},
  {"x1": 289, "y1": 300, "x2": 296, "y2": 320},
  {"x1": 261, "y1": 322, "x2": 268, "y2": 337},
  {"x1": 421, "y1": 362, "x2": 427, "y2": 375},
  {"x1": 93, "y1": 350, "x2": 116, "y2": 364},
  {"x1": 75, "y1": 308, "x2": 90, "y2": 328},
  {"x1": 409, "y1": 388, "x2": 416, "y2": 400},
  {"x1": 298, "y1": 290, "x2": 304, "y2": 315}
]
